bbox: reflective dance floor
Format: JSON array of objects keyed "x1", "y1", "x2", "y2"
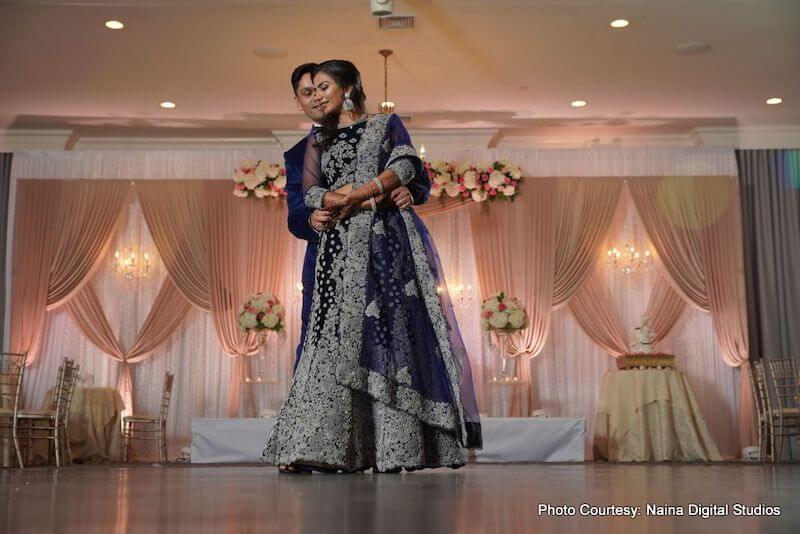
[{"x1": 2, "y1": 463, "x2": 799, "y2": 533}]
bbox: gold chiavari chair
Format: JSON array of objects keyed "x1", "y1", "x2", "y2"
[
  {"x1": 122, "y1": 372, "x2": 174, "y2": 463},
  {"x1": 749, "y1": 360, "x2": 772, "y2": 461},
  {"x1": 16, "y1": 358, "x2": 79, "y2": 467},
  {"x1": 61, "y1": 362, "x2": 80, "y2": 464},
  {"x1": 0, "y1": 352, "x2": 27, "y2": 467},
  {"x1": 764, "y1": 358, "x2": 800, "y2": 462}
]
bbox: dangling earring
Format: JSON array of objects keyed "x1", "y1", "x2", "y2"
[{"x1": 342, "y1": 92, "x2": 354, "y2": 112}]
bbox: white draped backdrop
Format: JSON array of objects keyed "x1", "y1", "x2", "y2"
[{"x1": 6, "y1": 147, "x2": 741, "y2": 459}]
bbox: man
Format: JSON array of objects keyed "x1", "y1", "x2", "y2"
[{"x1": 285, "y1": 62, "x2": 431, "y2": 371}]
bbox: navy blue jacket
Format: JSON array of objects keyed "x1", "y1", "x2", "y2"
[{"x1": 285, "y1": 134, "x2": 431, "y2": 371}]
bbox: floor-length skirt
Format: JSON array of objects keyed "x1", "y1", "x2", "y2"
[{"x1": 262, "y1": 209, "x2": 466, "y2": 471}]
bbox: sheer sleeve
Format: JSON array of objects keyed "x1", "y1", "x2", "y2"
[
  {"x1": 384, "y1": 114, "x2": 425, "y2": 186},
  {"x1": 303, "y1": 135, "x2": 328, "y2": 209}
]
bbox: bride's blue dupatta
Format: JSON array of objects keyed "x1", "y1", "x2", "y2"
[{"x1": 303, "y1": 114, "x2": 482, "y2": 449}]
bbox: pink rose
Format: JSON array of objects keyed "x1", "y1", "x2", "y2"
[
  {"x1": 499, "y1": 303, "x2": 507, "y2": 311},
  {"x1": 490, "y1": 190, "x2": 497, "y2": 196}
]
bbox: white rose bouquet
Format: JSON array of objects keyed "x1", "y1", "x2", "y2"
[
  {"x1": 425, "y1": 160, "x2": 523, "y2": 204},
  {"x1": 233, "y1": 160, "x2": 287, "y2": 200},
  {"x1": 425, "y1": 160, "x2": 459, "y2": 198},
  {"x1": 480, "y1": 292, "x2": 529, "y2": 332},
  {"x1": 462, "y1": 160, "x2": 523, "y2": 202},
  {"x1": 238, "y1": 291, "x2": 286, "y2": 334}
]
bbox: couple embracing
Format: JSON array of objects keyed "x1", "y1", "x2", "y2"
[{"x1": 262, "y1": 60, "x2": 481, "y2": 474}]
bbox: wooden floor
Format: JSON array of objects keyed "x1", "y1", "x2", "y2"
[{"x1": 1, "y1": 463, "x2": 799, "y2": 533}]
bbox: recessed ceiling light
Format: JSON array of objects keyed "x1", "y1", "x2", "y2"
[
  {"x1": 674, "y1": 41, "x2": 711, "y2": 55},
  {"x1": 766, "y1": 97, "x2": 783, "y2": 105},
  {"x1": 105, "y1": 20, "x2": 124, "y2": 30},
  {"x1": 160, "y1": 101, "x2": 176, "y2": 109},
  {"x1": 253, "y1": 47, "x2": 287, "y2": 59},
  {"x1": 610, "y1": 19, "x2": 629, "y2": 29},
  {"x1": 571, "y1": 100, "x2": 588, "y2": 108}
]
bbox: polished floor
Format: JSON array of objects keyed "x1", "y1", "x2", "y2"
[{"x1": 1, "y1": 463, "x2": 799, "y2": 533}]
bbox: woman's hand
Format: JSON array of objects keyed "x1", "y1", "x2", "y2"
[{"x1": 391, "y1": 187, "x2": 413, "y2": 209}]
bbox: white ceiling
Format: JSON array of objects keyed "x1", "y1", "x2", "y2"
[{"x1": 0, "y1": 0, "x2": 798, "y2": 146}]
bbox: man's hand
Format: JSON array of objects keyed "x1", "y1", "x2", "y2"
[
  {"x1": 391, "y1": 187, "x2": 413, "y2": 209},
  {"x1": 310, "y1": 209, "x2": 333, "y2": 232},
  {"x1": 329, "y1": 193, "x2": 360, "y2": 223}
]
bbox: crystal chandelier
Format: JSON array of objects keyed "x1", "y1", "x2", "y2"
[
  {"x1": 605, "y1": 243, "x2": 652, "y2": 275},
  {"x1": 436, "y1": 283, "x2": 474, "y2": 309},
  {"x1": 378, "y1": 49, "x2": 395, "y2": 114},
  {"x1": 112, "y1": 245, "x2": 153, "y2": 280}
]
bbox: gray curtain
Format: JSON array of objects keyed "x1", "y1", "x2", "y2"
[
  {"x1": 737, "y1": 149, "x2": 800, "y2": 362},
  {"x1": 0, "y1": 153, "x2": 11, "y2": 352}
]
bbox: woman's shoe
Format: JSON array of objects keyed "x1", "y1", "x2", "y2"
[
  {"x1": 278, "y1": 463, "x2": 312, "y2": 474},
  {"x1": 375, "y1": 467, "x2": 402, "y2": 474}
]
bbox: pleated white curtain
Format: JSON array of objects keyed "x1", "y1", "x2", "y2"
[{"x1": 9, "y1": 147, "x2": 741, "y2": 458}]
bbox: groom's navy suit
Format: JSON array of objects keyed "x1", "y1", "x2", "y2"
[{"x1": 285, "y1": 133, "x2": 431, "y2": 371}]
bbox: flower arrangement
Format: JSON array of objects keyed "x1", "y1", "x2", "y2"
[
  {"x1": 427, "y1": 160, "x2": 523, "y2": 203},
  {"x1": 238, "y1": 291, "x2": 286, "y2": 334},
  {"x1": 232, "y1": 160, "x2": 287, "y2": 200},
  {"x1": 480, "y1": 292, "x2": 529, "y2": 332},
  {"x1": 426, "y1": 160, "x2": 461, "y2": 199}
]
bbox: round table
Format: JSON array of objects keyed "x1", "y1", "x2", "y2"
[
  {"x1": 40, "y1": 387, "x2": 126, "y2": 463},
  {"x1": 593, "y1": 369, "x2": 722, "y2": 462}
]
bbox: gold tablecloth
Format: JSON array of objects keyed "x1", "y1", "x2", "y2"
[
  {"x1": 40, "y1": 387, "x2": 126, "y2": 463},
  {"x1": 593, "y1": 369, "x2": 721, "y2": 462}
]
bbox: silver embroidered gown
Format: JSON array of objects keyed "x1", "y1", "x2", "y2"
[{"x1": 262, "y1": 114, "x2": 480, "y2": 472}]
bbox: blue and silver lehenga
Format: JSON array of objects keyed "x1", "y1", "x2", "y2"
[{"x1": 262, "y1": 113, "x2": 481, "y2": 472}]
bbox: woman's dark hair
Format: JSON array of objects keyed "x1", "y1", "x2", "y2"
[{"x1": 313, "y1": 60, "x2": 367, "y2": 151}]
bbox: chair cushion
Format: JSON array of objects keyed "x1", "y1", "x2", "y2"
[
  {"x1": 124, "y1": 414, "x2": 159, "y2": 423},
  {"x1": 17, "y1": 409, "x2": 55, "y2": 419},
  {"x1": 771, "y1": 407, "x2": 800, "y2": 417}
]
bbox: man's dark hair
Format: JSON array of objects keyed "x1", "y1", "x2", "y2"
[{"x1": 291, "y1": 63, "x2": 318, "y2": 94}]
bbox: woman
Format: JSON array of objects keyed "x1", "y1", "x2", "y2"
[{"x1": 263, "y1": 60, "x2": 481, "y2": 473}]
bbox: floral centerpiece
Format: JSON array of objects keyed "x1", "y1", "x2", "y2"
[
  {"x1": 480, "y1": 291, "x2": 529, "y2": 332},
  {"x1": 426, "y1": 160, "x2": 460, "y2": 199},
  {"x1": 427, "y1": 160, "x2": 523, "y2": 203},
  {"x1": 238, "y1": 291, "x2": 286, "y2": 343},
  {"x1": 480, "y1": 292, "x2": 529, "y2": 381},
  {"x1": 232, "y1": 160, "x2": 287, "y2": 200}
]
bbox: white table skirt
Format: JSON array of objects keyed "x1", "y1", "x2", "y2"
[
  {"x1": 470, "y1": 417, "x2": 586, "y2": 463},
  {"x1": 190, "y1": 416, "x2": 586, "y2": 464}
]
